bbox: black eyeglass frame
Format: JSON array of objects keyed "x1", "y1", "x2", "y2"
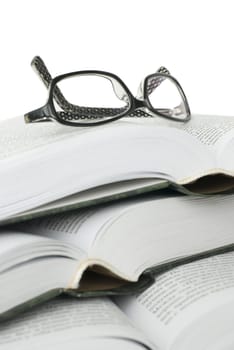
[{"x1": 25, "y1": 69, "x2": 191, "y2": 127}]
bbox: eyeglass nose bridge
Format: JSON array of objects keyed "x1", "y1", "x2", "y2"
[{"x1": 133, "y1": 96, "x2": 150, "y2": 110}]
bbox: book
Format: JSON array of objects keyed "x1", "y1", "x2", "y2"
[
  {"x1": 1, "y1": 192, "x2": 234, "y2": 320},
  {"x1": 1, "y1": 113, "x2": 234, "y2": 224},
  {"x1": 0, "y1": 251, "x2": 233, "y2": 349}
]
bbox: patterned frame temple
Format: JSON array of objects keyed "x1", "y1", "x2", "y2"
[{"x1": 24, "y1": 57, "x2": 191, "y2": 126}]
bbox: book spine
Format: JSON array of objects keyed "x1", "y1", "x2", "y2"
[{"x1": 0, "y1": 288, "x2": 64, "y2": 322}]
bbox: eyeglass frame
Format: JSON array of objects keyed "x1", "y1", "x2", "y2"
[{"x1": 24, "y1": 58, "x2": 191, "y2": 127}]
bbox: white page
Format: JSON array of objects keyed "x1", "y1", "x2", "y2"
[
  {"x1": 0, "y1": 227, "x2": 85, "y2": 274},
  {"x1": 176, "y1": 114, "x2": 234, "y2": 149},
  {"x1": 12, "y1": 178, "x2": 166, "y2": 220},
  {"x1": 14, "y1": 208, "x2": 107, "y2": 252},
  {"x1": 0, "y1": 115, "x2": 89, "y2": 160},
  {"x1": 0, "y1": 257, "x2": 78, "y2": 315},
  {"x1": 1, "y1": 114, "x2": 234, "y2": 223},
  {"x1": 0, "y1": 230, "x2": 86, "y2": 316},
  {"x1": 13, "y1": 200, "x2": 139, "y2": 252},
  {"x1": 1, "y1": 114, "x2": 231, "y2": 161},
  {"x1": 0, "y1": 230, "x2": 63, "y2": 272},
  {"x1": 0, "y1": 115, "x2": 215, "y2": 221},
  {"x1": 0, "y1": 230, "x2": 42, "y2": 257},
  {"x1": 0, "y1": 297, "x2": 154, "y2": 350},
  {"x1": 176, "y1": 114, "x2": 234, "y2": 176},
  {"x1": 15, "y1": 193, "x2": 234, "y2": 281},
  {"x1": 89, "y1": 193, "x2": 234, "y2": 280},
  {"x1": 115, "y1": 251, "x2": 234, "y2": 350},
  {"x1": 174, "y1": 114, "x2": 234, "y2": 178}
]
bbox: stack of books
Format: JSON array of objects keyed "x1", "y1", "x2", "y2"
[{"x1": 0, "y1": 113, "x2": 234, "y2": 349}]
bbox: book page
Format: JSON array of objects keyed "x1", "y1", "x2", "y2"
[
  {"x1": 115, "y1": 251, "x2": 234, "y2": 350},
  {"x1": 0, "y1": 297, "x2": 153, "y2": 350},
  {"x1": 0, "y1": 229, "x2": 65, "y2": 273},
  {"x1": 15, "y1": 193, "x2": 234, "y2": 281},
  {"x1": 87, "y1": 193, "x2": 234, "y2": 280},
  {"x1": 176, "y1": 115, "x2": 234, "y2": 174},
  {"x1": 1, "y1": 114, "x2": 226, "y2": 222},
  {"x1": 0, "y1": 116, "x2": 89, "y2": 160},
  {"x1": 3, "y1": 114, "x2": 233, "y2": 160},
  {"x1": 11, "y1": 178, "x2": 167, "y2": 222},
  {"x1": 0, "y1": 230, "x2": 86, "y2": 315},
  {"x1": 13, "y1": 201, "x2": 137, "y2": 252},
  {"x1": 13, "y1": 208, "x2": 99, "y2": 252},
  {"x1": 125, "y1": 114, "x2": 234, "y2": 148},
  {"x1": 0, "y1": 116, "x2": 143, "y2": 161},
  {"x1": 175, "y1": 114, "x2": 234, "y2": 148}
]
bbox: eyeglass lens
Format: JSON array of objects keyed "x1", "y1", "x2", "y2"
[
  {"x1": 146, "y1": 75, "x2": 188, "y2": 120},
  {"x1": 53, "y1": 74, "x2": 131, "y2": 124}
]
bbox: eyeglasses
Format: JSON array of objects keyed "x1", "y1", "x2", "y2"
[{"x1": 24, "y1": 56, "x2": 191, "y2": 127}]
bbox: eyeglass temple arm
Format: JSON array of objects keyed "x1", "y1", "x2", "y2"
[
  {"x1": 136, "y1": 66, "x2": 170, "y2": 99},
  {"x1": 146, "y1": 66, "x2": 171, "y2": 95},
  {"x1": 31, "y1": 56, "x2": 78, "y2": 112}
]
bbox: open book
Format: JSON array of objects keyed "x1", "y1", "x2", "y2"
[
  {"x1": 1, "y1": 251, "x2": 234, "y2": 350},
  {"x1": 1, "y1": 113, "x2": 234, "y2": 224},
  {"x1": 1, "y1": 193, "x2": 234, "y2": 319}
]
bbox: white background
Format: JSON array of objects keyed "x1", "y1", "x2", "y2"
[{"x1": 0, "y1": 0, "x2": 234, "y2": 121}]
